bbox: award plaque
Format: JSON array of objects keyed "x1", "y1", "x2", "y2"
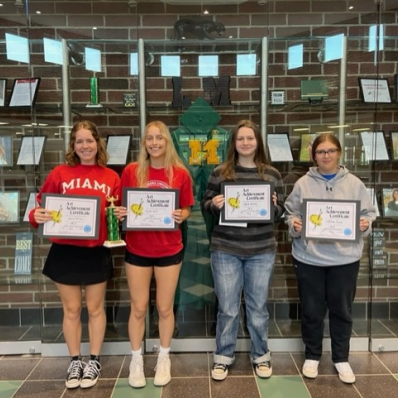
[{"x1": 103, "y1": 195, "x2": 126, "y2": 248}]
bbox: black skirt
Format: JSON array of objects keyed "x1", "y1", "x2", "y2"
[{"x1": 42, "y1": 243, "x2": 113, "y2": 285}]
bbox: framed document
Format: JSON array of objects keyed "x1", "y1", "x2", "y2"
[
  {"x1": 382, "y1": 188, "x2": 398, "y2": 217},
  {"x1": 221, "y1": 182, "x2": 274, "y2": 223},
  {"x1": 299, "y1": 133, "x2": 318, "y2": 163},
  {"x1": 106, "y1": 135, "x2": 131, "y2": 165},
  {"x1": 0, "y1": 191, "x2": 20, "y2": 224},
  {"x1": 122, "y1": 188, "x2": 179, "y2": 231},
  {"x1": 23, "y1": 191, "x2": 37, "y2": 222},
  {"x1": 390, "y1": 132, "x2": 398, "y2": 161},
  {"x1": 267, "y1": 133, "x2": 294, "y2": 162},
  {"x1": 9, "y1": 77, "x2": 41, "y2": 107},
  {"x1": 0, "y1": 79, "x2": 6, "y2": 107},
  {"x1": 302, "y1": 199, "x2": 360, "y2": 242},
  {"x1": 38, "y1": 194, "x2": 101, "y2": 239},
  {"x1": 358, "y1": 77, "x2": 391, "y2": 103},
  {"x1": 360, "y1": 131, "x2": 389, "y2": 161},
  {"x1": 0, "y1": 135, "x2": 13, "y2": 166},
  {"x1": 17, "y1": 136, "x2": 46, "y2": 165}
]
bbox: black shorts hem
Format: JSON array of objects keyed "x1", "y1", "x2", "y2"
[{"x1": 124, "y1": 249, "x2": 183, "y2": 267}]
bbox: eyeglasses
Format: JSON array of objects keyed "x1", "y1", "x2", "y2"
[{"x1": 314, "y1": 148, "x2": 339, "y2": 156}]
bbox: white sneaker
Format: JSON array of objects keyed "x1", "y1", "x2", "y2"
[
  {"x1": 129, "y1": 356, "x2": 146, "y2": 388},
  {"x1": 154, "y1": 354, "x2": 171, "y2": 386},
  {"x1": 334, "y1": 362, "x2": 356, "y2": 384},
  {"x1": 302, "y1": 359, "x2": 319, "y2": 379}
]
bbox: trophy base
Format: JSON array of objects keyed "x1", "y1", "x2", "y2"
[{"x1": 103, "y1": 240, "x2": 126, "y2": 248}]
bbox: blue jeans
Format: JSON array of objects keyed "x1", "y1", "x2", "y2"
[{"x1": 211, "y1": 250, "x2": 275, "y2": 365}]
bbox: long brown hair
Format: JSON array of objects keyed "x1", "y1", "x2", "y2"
[
  {"x1": 65, "y1": 120, "x2": 108, "y2": 166},
  {"x1": 135, "y1": 120, "x2": 190, "y2": 187},
  {"x1": 220, "y1": 119, "x2": 269, "y2": 180}
]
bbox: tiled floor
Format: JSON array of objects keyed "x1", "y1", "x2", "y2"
[{"x1": 1, "y1": 351, "x2": 398, "y2": 398}]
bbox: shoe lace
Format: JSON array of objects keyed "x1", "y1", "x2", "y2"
[
  {"x1": 67, "y1": 359, "x2": 85, "y2": 380},
  {"x1": 130, "y1": 357, "x2": 144, "y2": 374},
  {"x1": 213, "y1": 363, "x2": 227, "y2": 372},
  {"x1": 257, "y1": 361, "x2": 271, "y2": 370},
  {"x1": 155, "y1": 355, "x2": 169, "y2": 372},
  {"x1": 83, "y1": 360, "x2": 101, "y2": 379},
  {"x1": 336, "y1": 362, "x2": 352, "y2": 373}
]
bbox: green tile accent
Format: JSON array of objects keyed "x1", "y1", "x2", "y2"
[
  {"x1": 256, "y1": 376, "x2": 311, "y2": 398},
  {"x1": 112, "y1": 378, "x2": 161, "y2": 398},
  {"x1": 0, "y1": 381, "x2": 22, "y2": 398}
]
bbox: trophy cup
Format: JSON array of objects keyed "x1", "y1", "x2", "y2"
[{"x1": 103, "y1": 196, "x2": 126, "y2": 248}]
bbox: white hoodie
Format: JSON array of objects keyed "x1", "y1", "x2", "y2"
[{"x1": 284, "y1": 166, "x2": 377, "y2": 266}]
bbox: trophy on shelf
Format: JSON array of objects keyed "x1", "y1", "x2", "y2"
[
  {"x1": 87, "y1": 75, "x2": 103, "y2": 108},
  {"x1": 103, "y1": 196, "x2": 126, "y2": 248}
]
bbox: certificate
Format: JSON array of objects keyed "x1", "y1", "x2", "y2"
[
  {"x1": 38, "y1": 194, "x2": 100, "y2": 239},
  {"x1": 360, "y1": 132, "x2": 389, "y2": 161},
  {"x1": 122, "y1": 188, "x2": 179, "y2": 231},
  {"x1": 106, "y1": 135, "x2": 131, "y2": 165},
  {"x1": 267, "y1": 133, "x2": 294, "y2": 162},
  {"x1": 221, "y1": 182, "x2": 274, "y2": 223},
  {"x1": 302, "y1": 199, "x2": 360, "y2": 242},
  {"x1": 17, "y1": 136, "x2": 46, "y2": 165},
  {"x1": 358, "y1": 77, "x2": 391, "y2": 103},
  {"x1": 9, "y1": 77, "x2": 41, "y2": 107}
]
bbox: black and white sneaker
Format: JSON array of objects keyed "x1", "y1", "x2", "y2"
[
  {"x1": 211, "y1": 363, "x2": 228, "y2": 381},
  {"x1": 80, "y1": 359, "x2": 101, "y2": 388},
  {"x1": 65, "y1": 358, "x2": 85, "y2": 389}
]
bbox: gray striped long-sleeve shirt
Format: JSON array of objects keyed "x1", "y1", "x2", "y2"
[{"x1": 201, "y1": 164, "x2": 285, "y2": 256}]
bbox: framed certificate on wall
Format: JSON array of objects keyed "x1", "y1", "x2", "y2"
[
  {"x1": 267, "y1": 133, "x2": 293, "y2": 162},
  {"x1": 106, "y1": 135, "x2": 131, "y2": 165},
  {"x1": 9, "y1": 77, "x2": 41, "y2": 107},
  {"x1": 358, "y1": 77, "x2": 391, "y2": 103},
  {"x1": 17, "y1": 136, "x2": 46, "y2": 165},
  {"x1": 360, "y1": 131, "x2": 389, "y2": 161}
]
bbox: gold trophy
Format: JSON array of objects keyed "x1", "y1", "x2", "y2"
[{"x1": 103, "y1": 196, "x2": 126, "y2": 248}]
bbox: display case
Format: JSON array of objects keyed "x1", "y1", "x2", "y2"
[{"x1": 0, "y1": 0, "x2": 397, "y2": 355}]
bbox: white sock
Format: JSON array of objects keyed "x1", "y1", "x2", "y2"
[
  {"x1": 131, "y1": 349, "x2": 142, "y2": 358},
  {"x1": 159, "y1": 346, "x2": 170, "y2": 356}
]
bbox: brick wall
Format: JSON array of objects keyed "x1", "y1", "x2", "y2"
[{"x1": 0, "y1": 0, "x2": 398, "y2": 326}]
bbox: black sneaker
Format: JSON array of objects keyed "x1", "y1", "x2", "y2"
[
  {"x1": 65, "y1": 358, "x2": 85, "y2": 389},
  {"x1": 80, "y1": 359, "x2": 101, "y2": 388},
  {"x1": 211, "y1": 363, "x2": 228, "y2": 381}
]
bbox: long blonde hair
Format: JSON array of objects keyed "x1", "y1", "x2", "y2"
[{"x1": 135, "y1": 121, "x2": 190, "y2": 187}]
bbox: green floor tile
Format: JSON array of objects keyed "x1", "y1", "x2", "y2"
[
  {"x1": 112, "y1": 378, "x2": 161, "y2": 398},
  {"x1": 256, "y1": 376, "x2": 311, "y2": 398},
  {"x1": 0, "y1": 381, "x2": 23, "y2": 398}
]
